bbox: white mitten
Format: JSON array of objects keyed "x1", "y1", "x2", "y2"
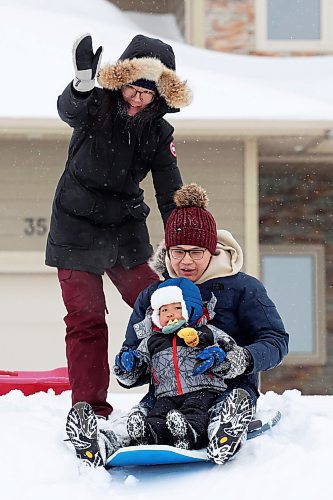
[{"x1": 72, "y1": 33, "x2": 103, "y2": 92}]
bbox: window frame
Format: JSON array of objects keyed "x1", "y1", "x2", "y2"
[
  {"x1": 260, "y1": 244, "x2": 326, "y2": 365},
  {"x1": 255, "y1": 0, "x2": 333, "y2": 52}
]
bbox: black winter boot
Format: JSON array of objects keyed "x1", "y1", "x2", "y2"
[
  {"x1": 206, "y1": 388, "x2": 255, "y2": 465},
  {"x1": 127, "y1": 410, "x2": 148, "y2": 445},
  {"x1": 166, "y1": 409, "x2": 197, "y2": 450},
  {"x1": 66, "y1": 402, "x2": 119, "y2": 467}
]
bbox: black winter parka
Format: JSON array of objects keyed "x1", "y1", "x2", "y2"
[{"x1": 45, "y1": 84, "x2": 182, "y2": 274}]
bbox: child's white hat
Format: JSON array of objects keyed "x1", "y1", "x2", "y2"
[
  {"x1": 151, "y1": 285, "x2": 188, "y2": 328},
  {"x1": 150, "y1": 277, "x2": 203, "y2": 329}
]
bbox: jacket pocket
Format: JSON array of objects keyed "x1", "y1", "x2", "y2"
[
  {"x1": 257, "y1": 296, "x2": 284, "y2": 330},
  {"x1": 50, "y1": 198, "x2": 93, "y2": 249},
  {"x1": 59, "y1": 174, "x2": 95, "y2": 217},
  {"x1": 59, "y1": 173, "x2": 124, "y2": 225},
  {"x1": 58, "y1": 269, "x2": 72, "y2": 282}
]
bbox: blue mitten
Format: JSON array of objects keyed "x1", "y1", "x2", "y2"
[
  {"x1": 115, "y1": 347, "x2": 142, "y2": 373},
  {"x1": 193, "y1": 345, "x2": 226, "y2": 376}
]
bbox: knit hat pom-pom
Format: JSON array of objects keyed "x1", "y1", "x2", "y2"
[{"x1": 174, "y1": 183, "x2": 209, "y2": 209}]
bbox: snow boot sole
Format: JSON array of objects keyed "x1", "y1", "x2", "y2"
[
  {"x1": 127, "y1": 411, "x2": 147, "y2": 445},
  {"x1": 207, "y1": 388, "x2": 255, "y2": 465},
  {"x1": 166, "y1": 409, "x2": 195, "y2": 450},
  {"x1": 66, "y1": 401, "x2": 104, "y2": 467}
]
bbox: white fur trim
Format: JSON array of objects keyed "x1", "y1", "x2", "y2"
[{"x1": 151, "y1": 286, "x2": 188, "y2": 328}]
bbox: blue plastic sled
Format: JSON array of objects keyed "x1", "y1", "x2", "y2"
[
  {"x1": 106, "y1": 445, "x2": 207, "y2": 468},
  {"x1": 105, "y1": 410, "x2": 281, "y2": 468}
]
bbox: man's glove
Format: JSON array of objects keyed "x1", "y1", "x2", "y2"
[
  {"x1": 177, "y1": 327, "x2": 199, "y2": 347},
  {"x1": 193, "y1": 345, "x2": 226, "y2": 376},
  {"x1": 72, "y1": 33, "x2": 103, "y2": 92},
  {"x1": 115, "y1": 347, "x2": 143, "y2": 373}
]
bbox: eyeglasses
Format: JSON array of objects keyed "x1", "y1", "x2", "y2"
[
  {"x1": 169, "y1": 248, "x2": 207, "y2": 261},
  {"x1": 121, "y1": 84, "x2": 155, "y2": 104}
]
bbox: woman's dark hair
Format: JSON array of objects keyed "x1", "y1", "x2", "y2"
[{"x1": 105, "y1": 90, "x2": 168, "y2": 132}]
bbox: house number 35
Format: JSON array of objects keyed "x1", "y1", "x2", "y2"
[{"x1": 24, "y1": 218, "x2": 48, "y2": 236}]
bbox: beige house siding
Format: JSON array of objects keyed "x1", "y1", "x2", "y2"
[
  {"x1": 0, "y1": 138, "x2": 67, "y2": 252},
  {"x1": 142, "y1": 139, "x2": 245, "y2": 250}
]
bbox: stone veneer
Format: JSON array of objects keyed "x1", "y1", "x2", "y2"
[
  {"x1": 259, "y1": 162, "x2": 333, "y2": 394},
  {"x1": 205, "y1": 0, "x2": 328, "y2": 56}
]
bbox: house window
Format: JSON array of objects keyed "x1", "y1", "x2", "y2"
[
  {"x1": 267, "y1": 0, "x2": 320, "y2": 40},
  {"x1": 255, "y1": 0, "x2": 333, "y2": 51},
  {"x1": 260, "y1": 245, "x2": 326, "y2": 365}
]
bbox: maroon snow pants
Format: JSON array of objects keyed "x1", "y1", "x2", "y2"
[{"x1": 58, "y1": 263, "x2": 158, "y2": 418}]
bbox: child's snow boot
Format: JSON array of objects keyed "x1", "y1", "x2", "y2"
[
  {"x1": 127, "y1": 410, "x2": 148, "y2": 445},
  {"x1": 166, "y1": 409, "x2": 197, "y2": 449}
]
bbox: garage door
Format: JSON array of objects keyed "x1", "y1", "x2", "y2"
[{"x1": 0, "y1": 252, "x2": 133, "y2": 388}]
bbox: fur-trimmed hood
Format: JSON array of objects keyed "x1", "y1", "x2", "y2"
[
  {"x1": 149, "y1": 230, "x2": 243, "y2": 284},
  {"x1": 97, "y1": 34, "x2": 192, "y2": 110}
]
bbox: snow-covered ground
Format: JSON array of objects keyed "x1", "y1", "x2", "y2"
[{"x1": 1, "y1": 389, "x2": 332, "y2": 500}]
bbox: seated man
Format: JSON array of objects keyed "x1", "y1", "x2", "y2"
[{"x1": 66, "y1": 183, "x2": 288, "y2": 467}]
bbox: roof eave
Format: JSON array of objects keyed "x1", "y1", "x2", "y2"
[{"x1": 1, "y1": 117, "x2": 333, "y2": 139}]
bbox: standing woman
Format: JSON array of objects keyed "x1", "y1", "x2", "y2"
[{"x1": 45, "y1": 34, "x2": 192, "y2": 419}]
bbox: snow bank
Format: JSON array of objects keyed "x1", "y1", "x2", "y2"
[{"x1": 1, "y1": 389, "x2": 332, "y2": 500}]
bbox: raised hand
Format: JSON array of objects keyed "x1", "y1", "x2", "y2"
[{"x1": 72, "y1": 33, "x2": 103, "y2": 92}]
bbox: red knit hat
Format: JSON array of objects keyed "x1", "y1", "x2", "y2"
[{"x1": 165, "y1": 184, "x2": 217, "y2": 254}]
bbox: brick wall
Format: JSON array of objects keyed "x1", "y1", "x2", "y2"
[{"x1": 259, "y1": 162, "x2": 333, "y2": 394}]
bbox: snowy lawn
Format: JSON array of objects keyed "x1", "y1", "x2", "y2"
[{"x1": 0, "y1": 389, "x2": 332, "y2": 500}]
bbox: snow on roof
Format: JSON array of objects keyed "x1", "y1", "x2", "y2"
[{"x1": 1, "y1": 0, "x2": 333, "y2": 122}]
